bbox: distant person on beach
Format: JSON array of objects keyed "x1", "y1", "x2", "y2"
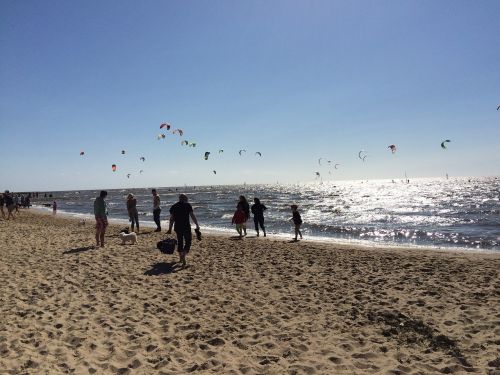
[
  {"x1": 291, "y1": 204, "x2": 303, "y2": 241},
  {"x1": 94, "y1": 191, "x2": 108, "y2": 247},
  {"x1": 14, "y1": 194, "x2": 19, "y2": 212},
  {"x1": 152, "y1": 189, "x2": 161, "y2": 232},
  {"x1": 0, "y1": 193, "x2": 5, "y2": 219},
  {"x1": 232, "y1": 205, "x2": 246, "y2": 239},
  {"x1": 251, "y1": 198, "x2": 267, "y2": 237},
  {"x1": 52, "y1": 201, "x2": 57, "y2": 215},
  {"x1": 4, "y1": 191, "x2": 15, "y2": 220},
  {"x1": 237, "y1": 195, "x2": 250, "y2": 236},
  {"x1": 126, "y1": 193, "x2": 139, "y2": 233},
  {"x1": 166, "y1": 194, "x2": 200, "y2": 267}
]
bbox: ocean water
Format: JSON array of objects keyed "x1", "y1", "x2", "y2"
[{"x1": 32, "y1": 177, "x2": 500, "y2": 251}]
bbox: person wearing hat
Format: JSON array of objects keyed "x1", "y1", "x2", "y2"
[{"x1": 126, "y1": 193, "x2": 139, "y2": 233}]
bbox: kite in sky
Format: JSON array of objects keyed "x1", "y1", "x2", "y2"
[
  {"x1": 112, "y1": 164, "x2": 117, "y2": 172},
  {"x1": 173, "y1": 129, "x2": 184, "y2": 137},
  {"x1": 126, "y1": 174, "x2": 131, "y2": 179},
  {"x1": 160, "y1": 123, "x2": 171, "y2": 130},
  {"x1": 157, "y1": 134, "x2": 166, "y2": 140},
  {"x1": 239, "y1": 149, "x2": 246, "y2": 155},
  {"x1": 204, "y1": 152, "x2": 210, "y2": 160},
  {"x1": 218, "y1": 149, "x2": 224, "y2": 153},
  {"x1": 441, "y1": 139, "x2": 451, "y2": 149},
  {"x1": 140, "y1": 157, "x2": 145, "y2": 162},
  {"x1": 121, "y1": 150, "x2": 126, "y2": 155},
  {"x1": 181, "y1": 140, "x2": 189, "y2": 146},
  {"x1": 358, "y1": 150, "x2": 366, "y2": 160},
  {"x1": 388, "y1": 145, "x2": 396, "y2": 154},
  {"x1": 80, "y1": 151, "x2": 85, "y2": 156},
  {"x1": 213, "y1": 170, "x2": 217, "y2": 174},
  {"x1": 255, "y1": 152, "x2": 262, "y2": 157}
]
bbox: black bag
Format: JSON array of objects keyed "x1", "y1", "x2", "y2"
[{"x1": 156, "y1": 238, "x2": 177, "y2": 254}]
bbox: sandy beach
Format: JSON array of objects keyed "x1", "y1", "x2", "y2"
[{"x1": 0, "y1": 210, "x2": 499, "y2": 374}]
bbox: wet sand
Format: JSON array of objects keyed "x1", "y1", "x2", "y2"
[{"x1": 1, "y1": 211, "x2": 499, "y2": 374}]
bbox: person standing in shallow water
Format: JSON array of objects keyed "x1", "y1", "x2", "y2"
[
  {"x1": 237, "y1": 195, "x2": 250, "y2": 236},
  {"x1": 167, "y1": 194, "x2": 200, "y2": 267},
  {"x1": 94, "y1": 191, "x2": 108, "y2": 247},
  {"x1": 152, "y1": 189, "x2": 161, "y2": 232},
  {"x1": 126, "y1": 193, "x2": 139, "y2": 233},
  {"x1": 251, "y1": 198, "x2": 267, "y2": 237}
]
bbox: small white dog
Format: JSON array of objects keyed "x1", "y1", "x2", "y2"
[{"x1": 119, "y1": 232, "x2": 137, "y2": 245}]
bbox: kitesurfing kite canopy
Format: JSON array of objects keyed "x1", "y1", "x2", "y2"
[
  {"x1": 441, "y1": 139, "x2": 451, "y2": 149},
  {"x1": 204, "y1": 152, "x2": 210, "y2": 160},
  {"x1": 173, "y1": 129, "x2": 184, "y2": 137},
  {"x1": 388, "y1": 144, "x2": 396, "y2": 154},
  {"x1": 112, "y1": 164, "x2": 117, "y2": 172}
]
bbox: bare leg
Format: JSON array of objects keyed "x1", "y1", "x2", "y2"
[{"x1": 100, "y1": 231, "x2": 105, "y2": 247}]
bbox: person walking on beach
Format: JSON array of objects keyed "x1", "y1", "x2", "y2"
[
  {"x1": 291, "y1": 204, "x2": 303, "y2": 241},
  {"x1": 94, "y1": 191, "x2": 108, "y2": 247},
  {"x1": 152, "y1": 189, "x2": 161, "y2": 232},
  {"x1": 237, "y1": 195, "x2": 250, "y2": 236},
  {"x1": 52, "y1": 201, "x2": 57, "y2": 215},
  {"x1": 251, "y1": 198, "x2": 267, "y2": 237},
  {"x1": 126, "y1": 193, "x2": 139, "y2": 233},
  {"x1": 232, "y1": 205, "x2": 246, "y2": 239},
  {"x1": 4, "y1": 191, "x2": 15, "y2": 220},
  {"x1": 166, "y1": 194, "x2": 200, "y2": 267}
]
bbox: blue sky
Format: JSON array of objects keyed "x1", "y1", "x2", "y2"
[{"x1": 1, "y1": 0, "x2": 499, "y2": 191}]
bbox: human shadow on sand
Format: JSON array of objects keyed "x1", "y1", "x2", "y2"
[
  {"x1": 144, "y1": 262, "x2": 181, "y2": 276},
  {"x1": 63, "y1": 246, "x2": 95, "y2": 254}
]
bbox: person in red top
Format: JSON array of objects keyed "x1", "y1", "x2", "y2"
[{"x1": 232, "y1": 206, "x2": 246, "y2": 239}]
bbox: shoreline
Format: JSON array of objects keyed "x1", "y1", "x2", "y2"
[
  {"x1": 1, "y1": 210, "x2": 499, "y2": 374},
  {"x1": 31, "y1": 205, "x2": 500, "y2": 255}
]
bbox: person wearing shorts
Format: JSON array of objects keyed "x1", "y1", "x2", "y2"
[{"x1": 94, "y1": 190, "x2": 108, "y2": 247}]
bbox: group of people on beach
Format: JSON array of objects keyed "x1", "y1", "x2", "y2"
[
  {"x1": 93, "y1": 189, "x2": 304, "y2": 265},
  {"x1": 0, "y1": 190, "x2": 32, "y2": 220}
]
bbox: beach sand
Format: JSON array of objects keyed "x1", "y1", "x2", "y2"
[{"x1": 0, "y1": 211, "x2": 499, "y2": 374}]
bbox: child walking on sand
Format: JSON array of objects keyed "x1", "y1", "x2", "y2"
[
  {"x1": 291, "y1": 204, "x2": 303, "y2": 241},
  {"x1": 232, "y1": 205, "x2": 246, "y2": 239}
]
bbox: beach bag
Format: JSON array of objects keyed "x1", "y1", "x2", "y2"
[{"x1": 156, "y1": 238, "x2": 177, "y2": 254}]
